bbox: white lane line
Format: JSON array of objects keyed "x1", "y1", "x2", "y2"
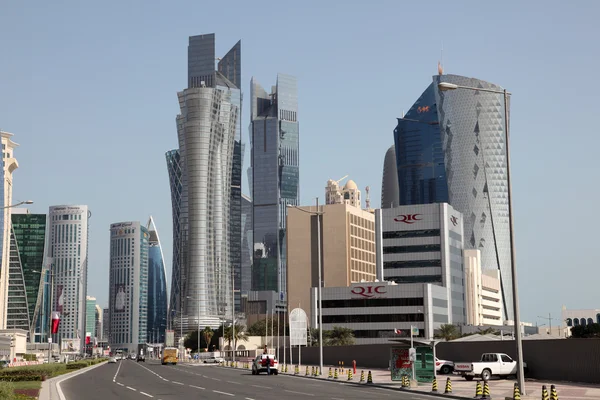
[
  {"x1": 140, "y1": 392, "x2": 154, "y2": 398},
  {"x1": 116, "y1": 382, "x2": 124, "y2": 386},
  {"x1": 246, "y1": 398, "x2": 255, "y2": 400},
  {"x1": 332, "y1": 398, "x2": 344, "y2": 400},
  {"x1": 213, "y1": 390, "x2": 235, "y2": 396},
  {"x1": 252, "y1": 384, "x2": 272, "y2": 389},
  {"x1": 190, "y1": 385, "x2": 205, "y2": 390},
  {"x1": 171, "y1": 381, "x2": 184, "y2": 385},
  {"x1": 163, "y1": 378, "x2": 169, "y2": 382},
  {"x1": 226, "y1": 380, "x2": 241, "y2": 385},
  {"x1": 211, "y1": 377, "x2": 221, "y2": 381},
  {"x1": 126, "y1": 386, "x2": 137, "y2": 391},
  {"x1": 113, "y1": 360, "x2": 123, "y2": 382},
  {"x1": 56, "y1": 361, "x2": 108, "y2": 400},
  {"x1": 285, "y1": 389, "x2": 315, "y2": 396}
]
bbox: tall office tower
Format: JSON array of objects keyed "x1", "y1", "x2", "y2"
[
  {"x1": 146, "y1": 216, "x2": 167, "y2": 343},
  {"x1": 95, "y1": 304, "x2": 103, "y2": 340},
  {"x1": 394, "y1": 74, "x2": 514, "y2": 319},
  {"x1": 241, "y1": 194, "x2": 253, "y2": 298},
  {"x1": 48, "y1": 205, "x2": 90, "y2": 352},
  {"x1": 0, "y1": 131, "x2": 19, "y2": 329},
  {"x1": 108, "y1": 221, "x2": 149, "y2": 353},
  {"x1": 7, "y1": 211, "x2": 48, "y2": 341},
  {"x1": 381, "y1": 144, "x2": 400, "y2": 208},
  {"x1": 167, "y1": 34, "x2": 240, "y2": 334},
  {"x1": 85, "y1": 296, "x2": 96, "y2": 339},
  {"x1": 250, "y1": 74, "x2": 299, "y2": 297},
  {"x1": 102, "y1": 307, "x2": 109, "y2": 343}
]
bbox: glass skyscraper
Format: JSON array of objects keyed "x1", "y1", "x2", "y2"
[
  {"x1": 393, "y1": 74, "x2": 514, "y2": 320},
  {"x1": 167, "y1": 34, "x2": 240, "y2": 334},
  {"x1": 250, "y1": 74, "x2": 299, "y2": 297},
  {"x1": 146, "y1": 216, "x2": 167, "y2": 343},
  {"x1": 85, "y1": 296, "x2": 96, "y2": 340}
]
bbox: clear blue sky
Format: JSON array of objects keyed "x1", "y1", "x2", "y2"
[{"x1": 1, "y1": 0, "x2": 598, "y2": 325}]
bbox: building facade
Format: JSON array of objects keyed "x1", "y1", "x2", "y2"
[
  {"x1": 464, "y1": 249, "x2": 503, "y2": 326},
  {"x1": 48, "y1": 205, "x2": 90, "y2": 353},
  {"x1": 241, "y1": 194, "x2": 253, "y2": 297},
  {"x1": 250, "y1": 73, "x2": 299, "y2": 298},
  {"x1": 311, "y1": 281, "x2": 448, "y2": 344},
  {"x1": 381, "y1": 144, "x2": 400, "y2": 209},
  {"x1": 95, "y1": 305, "x2": 103, "y2": 341},
  {"x1": 394, "y1": 74, "x2": 514, "y2": 320},
  {"x1": 168, "y1": 34, "x2": 240, "y2": 334},
  {"x1": 102, "y1": 307, "x2": 109, "y2": 343},
  {"x1": 0, "y1": 131, "x2": 19, "y2": 329},
  {"x1": 108, "y1": 221, "x2": 149, "y2": 353},
  {"x1": 325, "y1": 178, "x2": 361, "y2": 208},
  {"x1": 8, "y1": 212, "x2": 47, "y2": 341},
  {"x1": 287, "y1": 203, "x2": 377, "y2": 323},
  {"x1": 563, "y1": 307, "x2": 600, "y2": 328},
  {"x1": 146, "y1": 216, "x2": 167, "y2": 344},
  {"x1": 375, "y1": 203, "x2": 465, "y2": 325},
  {"x1": 85, "y1": 296, "x2": 96, "y2": 341}
]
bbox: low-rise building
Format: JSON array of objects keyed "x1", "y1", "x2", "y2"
[
  {"x1": 563, "y1": 306, "x2": 600, "y2": 328},
  {"x1": 464, "y1": 249, "x2": 503, "y2": 326}
]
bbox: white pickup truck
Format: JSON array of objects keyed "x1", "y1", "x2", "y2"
[{"x1": 454, "y1": 353, "x2": 528, "y2": 381}]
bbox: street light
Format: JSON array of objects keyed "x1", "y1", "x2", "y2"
[
  {"x1": 437, "y1": 81, "x2": 525, "y2": 395},
  {"x1": 2, "y1": 200, "x2": 33, "y2": 209},
  {"x1": 33, "y1": 264, "x2": 54, "y2": 362},
  {"x1": 186, "y1": 296, "x2": 201, "y2": 361},
  {"x1": 287, "y1": 197, "x2": 324, "y2": 374}
]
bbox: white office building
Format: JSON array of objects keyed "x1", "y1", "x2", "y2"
[
  {"x1": 464, "y1": 249, "x2": 503, "y2": 326},
  {"x1": 48, "y1": 205, "x2": 90, "y2": 352},
  {"x1": 375, "y1": 203, "x2": 466, "y2": 325},
  {"x1": 108, "y1": 222, "x2": 149, "y2": 353}
]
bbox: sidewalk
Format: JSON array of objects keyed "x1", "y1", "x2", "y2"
[
  {"x1": 223, "y1": 362, "x2": 600, "y2": 400},
  {"x1": 39, "y1": 361, "x2": 107, "y2": 400}
]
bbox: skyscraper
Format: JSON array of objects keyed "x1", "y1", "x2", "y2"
[
  {"x1": 146, "y1": 216, "x2": 167, "y2": 343},
  {"x1": 95, "y1": 304, "x2": 103, "y2": 341},
  {"x1": 168, "y1": 34, "x2": 240, "y2": 334},
  {"x1": 241, "y1": 194, "x2": 252, "y2": 297},
  {"x1": 48, "y1": 205, "x2": 90, "y2": 352},
  {"x1": 7, "y1": 211, "x2": 47, "y2": 341},
  {"x1": 85, "y1": 296, "x2": 96, "y2": 345},
  {"x1": 0, "y1": 131, "x2": 19, "y2": 329},
  {"x1": 381, "y1": 144, "x2": 400, "y2": 208},
  {"x1": 108, "y1": 221, "x2": 149, "y2": 353},
  {"x1": 250, "y1": 74, "x2": 299, "y2": 297},
  {"x1": 393, "y1": 74, "x2": 514, "y2": 319}
]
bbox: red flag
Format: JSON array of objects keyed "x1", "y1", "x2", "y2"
[
  {"x1": 85, "y1": 333, "x2": 91, "y2": 345},
  {"x1": 51, "y1": 312, "x2": 60, "y2": 334}
]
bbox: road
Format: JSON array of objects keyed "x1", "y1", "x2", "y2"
[{"x1": 60, "y1": 359, "x2": 441, "y2": 399}]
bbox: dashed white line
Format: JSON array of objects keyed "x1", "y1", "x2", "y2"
[
  {"x1": 116, "y1": 382, "x2": 124, "y2": 386},
  {"x1": 211, "y1": 377, "x2": 221, "y2": 381},
  {"x1": 126, "y1": 386, "x2": 137, "y2": 391},
  {"x1": 226, "y1": 380, "x2": 241, "y2": 385},
  {"x1": 213, "y1": 390, "x2": 234, "y2": 396},
  {"x1": 162, "y1": 378, "x2": 169, "y2": 382},
  {"x1": 113, "y1": 360, "x2": 123, "y2": 382},
  {"x1": 246, "y1": 398, "x2": 255, "y2": 400},
  {"x1": 140, "y1": 392, "x2": 153, "y2": 398},
  {"x1": 332, "y1": 398, "x2": 344, "y2": 400},
  {"x1": 171, "y1": 381, "x2": 184, "y2": 385},
  {"x1": 285, "y1": 389, "x2": 315, "y2": 396},
  {"x1": 190, "y1": 384, "x2": 205, "y2": 390},
  {"x1": 252, "y1": 384, "x2": 272, "y2": 389}
]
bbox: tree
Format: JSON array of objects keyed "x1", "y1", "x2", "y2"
[
  {"x1": 309, "y1": 328, "x2": 321, "y2": 347},
  {"x1": 202, "y1": 327, "x2": 214, "y2": 351},
  {"x1": 435, "y1": 324, "x2": 460, "y2": 341},
  {"x1": 570, "y1": 323, "x2": 600, "y2": 338},
  {"x1": 247, "y1": 317, "x2": 286, "y2": 337},
  {"x1": 324, "y1": 326, "x2": 355, "y2": 346},
  {"x1": 183, "y1": 330, "x2": 207, "y2": 352},
  {"x1": 223, "y1": 323, "x2": 249, "y2": 349}
]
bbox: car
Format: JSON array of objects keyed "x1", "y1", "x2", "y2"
[
  {"x1": 252, "y1": 354, "x2": 279, "y2": 375},
  {"x1": 454, "y1": 353, "x2": 528, "y2": 381},
  {"x1": 204, "y1": 356, "x2": 225, "y2": 364},
  {"x1": 137, "y1": 354, "x2": 145, "y2": 362},
  {"x1": 108, "y1": 357, "x2": 117, "y2": 364},
  {"x1": 435, "y1": 358, "x2": 454, "y2": 374}
]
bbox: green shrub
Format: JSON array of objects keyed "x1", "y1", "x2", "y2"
[
  {"x1": 0, "y1": 381, "x2": 15, "y2": 400},
  {"x1": 22, "y1": 355, "x2": 37, "y2": 362},
  {"x1": 66, "y1": 362, "x2": 87, "y2": 370}
]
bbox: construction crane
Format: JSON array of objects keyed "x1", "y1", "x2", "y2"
[
  {"x1": 365, "y1": 186, "x2": 371, "y2": 209},
  {"x1": 334, "y1": 175, "x2": 348, "y2": 185}
]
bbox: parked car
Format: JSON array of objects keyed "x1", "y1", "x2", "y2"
[
  {"x1": 435, "y1": 358, "x2": 455, "y2": 374},
  {"x1": 252, "y1": 354, "x2": 279, "y2": 375},
  {"x1": 204, "y1": 356, "x2": 224, "y2": 364},
  {"x1": 454, "y1": 353, "x2": 528, "y2": 381}
]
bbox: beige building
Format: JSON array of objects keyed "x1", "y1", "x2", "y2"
[
  {"x1": 0, "y1": 131, "x2": 19, "y2": 330},
  {"x1": 464, "y1": 249, "x2": 503, "y2": 326},
  {"x1": 325, "y1": 177, "x2": 361, "y2": 208},
  {"x1": 286, "y1": 203, "x2": 377, "y2": 323}
]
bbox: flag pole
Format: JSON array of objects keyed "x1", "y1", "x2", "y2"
[{"x1": 411, "y1": 325, "x2": 416, "y2": 381}]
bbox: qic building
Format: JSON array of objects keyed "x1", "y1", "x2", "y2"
[
  {"x1": 167, "y1": 34, "x2": 240, "y2": 334},
  {"x1": 394, "y1": 74, "x2": 514, "y2": 320},
  {"x1": 108, "y1": 221, "x2": 148, "y2": 353},
  {"x1": 146, "y1": 216, "x2": 167, "y2": 343},
  {"x1": 48, "y1": 205, "x2": 90, "y2": 352},
  {"x1": 250, "y1": 73, "x2": 299, "y2": 297}
]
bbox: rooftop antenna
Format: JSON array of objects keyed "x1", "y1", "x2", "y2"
[{"x1": 438, "y1": 41, "x2": 444, "y2": 75}]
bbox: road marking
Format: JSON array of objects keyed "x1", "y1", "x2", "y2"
[
  {"x1": 226, "y1": 380, "x2": 241, "y2": 385},
  {"x1": 285, "y1": 389, "x2": 315, "y2": 396},
  {"x1": 332, "y1": 398, "x2": 344, "y2": 400},
  {"x1": 171, "y1": 381, "x2": 184, "y2": 385},
  {"x1": 163, "y1": 378, "x2": 169, "y2": 382},
  {"x1": 56, "y1": 361, "x2": 108, "y2": 400},
  {"x1": 213, "y1": 390, "x2": 235, "y2": 396},
  {"x1": 116, "y1": 382, "x2": 124, "y2": 386},
  {"x1": 252, "y1": 384, "x2": 272, "y2": 389},
  {"x1": 140, "y1": 392, "x2": 154, "y2": 398},
  {"x1": 190, "y1": 385, "x2": 205, "y2": 390},
  {"x1": 113, "y1": 360, "x2": 123, "y2": 382},
  {"x1": 246, "y1": 398, "x2": 255, "y2": 400},
  {"x1": 126, "y1": 386, "x2": 137, "y2": 391}
]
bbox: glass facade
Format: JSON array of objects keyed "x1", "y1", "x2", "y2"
[
  {"x1": 165, "y1": 149, "x2": 182, "y2": 318},
  {"x1": 146, "y1": 217, "x2": 167, "y2": 343},
  {"x1": 394, "y1": 74, "x2": 513, "y2": 319},
  {"x1": 85, "y1": 297, "x2": 96, "y2": 339},
  {"x1": 7, "y1": 225, "x2": 29, "y2": 331},
  {"x1": 381, "y1": 144, "x2": 400, "y2": 208},
  {"x1": 250, "y1": 74, "x2": 299, "y2": 297},
  {"x1": 241, "y1": 195, "x2": 253, "y2": 296}
]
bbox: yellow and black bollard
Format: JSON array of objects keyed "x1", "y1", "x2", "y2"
[
  {"x1": 475, "y1": 381, "x2": 483, "y2": 398},
  {"x1": 305, "y1": 366, "x2": 309, "y2": 376},
  {"x1": 481, "y1": 380, "x2": 490, "y2": 399},
  {"x1": 315, "y1": 367, "x2": 320, "y2": 377},
  {"x1": 431, "y1": 377, "x2": 438, "y2": 393},
  {"x1": 513, "y1": 382, "x2": 521, "y2": 400},
  {"x1": 347, "y1": 368, "x2": 353, "y2": 381},
  {"x1": 542, "y1": 385, "x2": 549, "y2": 400},
  {"x1": 328, "y1": 367, "x2": 332, "y2": 379},
  {"x1": 444, "y1": 377, "x2": 452, "y2": 394},
  {"x1": 359, "y1": 370, "x2": 365, "y2": 383},
  {"x1": 366, "y1": 370, "x2": 373, "y2": 384},
  {"x1": 334, "y1": 368, "x2": 339, "y2": 380},
  {"x1": 294, "y1": 365, "x2": 299, "y2": 375},
  {"x1": 311, "y1": 366, "x2": 314, "y2": 376},
  {"x1": 550, "y1": 384, "x2": 558, "y2": 400}
]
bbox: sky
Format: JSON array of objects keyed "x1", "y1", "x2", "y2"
[{"x1": 1, "y1": 0, "x2": 598, "y2": 325}]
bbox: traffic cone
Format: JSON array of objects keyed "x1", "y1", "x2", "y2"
[
  {"x1": 431, "y1": 377, "x2": 438, "y2": 393},
  {"x1": 347, "y1": 368, "x2": 353, "y2": 381},
  {"x1": 474, "y1": 381, "x2": 483, "y2": 398},
  {"x1": 482, "y1": 381, "x2": 490, "y2": 399},
  {"x1": 444, "y1": 377, "x2": 452, "y2": 394},
  {"x1": 513, "y1": 382, "x2": 521, "y2": 400},
  {"x1": 328, "y1": 367, "x2": 332, "y2": 379},
  {"x1": 334, "y1": 368, "x2": 339, "y2": 380},
  {"x1": 359, "y1": 370, "x2": 365, "y2": 383},
  {"x1": 366, "y1": 370, "x2": 373, "y2": 384},
  {"x1": 550, "y1": 385, "x2": 558, "y2": 400},
  {"x1": 542, "y1": 385, "x2": 549, "y2": 400}
]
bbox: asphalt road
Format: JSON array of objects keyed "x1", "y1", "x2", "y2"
[{"x1": 60, "y1": 359, "x2": 441, "y2": 399}]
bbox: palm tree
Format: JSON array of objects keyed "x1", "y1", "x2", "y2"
[
  {"x1": 202, "y1": 327, "x2": 214, "y2": 351},
  {"x1": 223, "y1": 323, "x2": 249, "y2": 350},
  {"x1": 435, "y1": 324, "x2": 459, "y2": 341},
  {"x1": 324, "y1": 326, "x2": 355, "y2": 346}
]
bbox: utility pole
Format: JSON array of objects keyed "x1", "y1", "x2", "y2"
[{"x1": 537, "y1": 313, "x2": 557, "y2": 335}]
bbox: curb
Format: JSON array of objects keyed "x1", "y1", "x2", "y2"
[
  {"x1": 40, "y1": 361, "x2": 108, "y2": 400},
  {"x1": 217, "y1": 365, "x2": 472, "y2": 399}
]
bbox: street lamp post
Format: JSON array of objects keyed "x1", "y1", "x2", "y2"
[
  {"x1": 1, "y1": 200, "x2": 33, "y2": 209},
  {"x1": 437, "y1": 81, "x2": 525, "y2": 395},
  {"x1": 287, "y1": 197, "x2": 324, "y2": 374}
]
